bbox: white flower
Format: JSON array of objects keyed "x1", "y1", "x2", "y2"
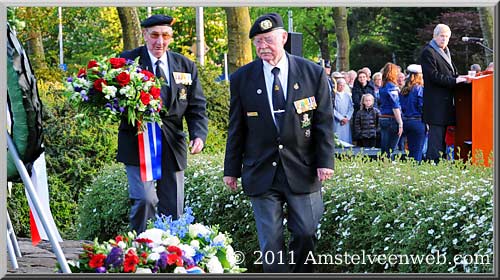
[
  {"x1": 102, "y1": 85, "x2": 117, "y2": 99},
  {"x1": 226, "y1": 245, "x2": 236, "y2": 266},
  {"x1": 135, "y1": 268, "x2": 152, "y2": 273},
  {"x1": 138, "y1": 228, "x2": 166, "y2": 246},
  {"x1": 213, "y1": 233, "x2": 226, "y2": 246},
  {"x1": 452, "y1": 238, "x2": 458, "y2": 245},
  {"x1": 148, "y1": 252, "x2": 160, "y2": 261},
  {"x1": 162, "y1": 236, "x2": 180, "y2": 246},
  {"x1": 190, "y1": 240, "x2": 200, "y2": 250},
  {"x1": 174, "y1": 267, "x2": 187, "y2": 273},
  {"x1": 428, "y1": 229, "x2": 435, "y2": 235},
  {"x1": 179, "y1": 243, "x2": 196, "y2": 258},
  {"x1": 206, "y1": 256, "x2": 224, "y2": 273},
  {"x1": 189, "y1": 223, "x2": 211, "y2": 238},
  {"x1": 117, "y1": 241, "x2": 127, "y2": 249},
  {"x1": 152, "y1": 246, "x2": 165, "y2": 254}
]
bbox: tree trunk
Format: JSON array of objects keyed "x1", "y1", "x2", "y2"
[
  {"x1": 25, "y1": 8, "x2": 47, "y2": 69},
  {"x1": 304, "y1": 25, "x2": 330, "y2": 62},
  {"x1": 477, "y1": 7, "x2": 494, "y2": 64},
  {"x1": 332, "y1": 7, "x2": 350, "y2": 71},
  {"x1": 224, "y1": 7, "x2": 252, "y2": 74},
  {"x1": 117, "y1": 7, "x2": 142, "y2": 51}
]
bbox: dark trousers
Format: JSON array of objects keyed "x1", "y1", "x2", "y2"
[
  {"x1": 426, "y1": 124, "x2": 447, "y2": 163},
  {"x1": 403, "y1": 119, "x2": 426, "y2": 162},
  {"x1": 125, "y1": 141, "x2": 184, "y2": 234},
  {"x1": 249, "y1": 164, "x2": 324, "y2": 273},
  {"x1": 379, "y1": 118, "x2": 401, "y2": 159},
  {"x1": 358, "y1": 137, "x2": 377, "y2": 148}
]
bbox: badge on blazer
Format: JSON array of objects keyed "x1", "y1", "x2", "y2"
[
  {"x1": 173, "y1": 72, "x2": 192, "y2": 85},
  {"x1": 294, "y1": 96, "x2": 317, "y2": 114},
  {"x1": 301, "y1": 113, "x2": 311, "y2": 128},
  {"x1": 247, "y1": 111, "x2": 258, "y2": 117},
  {"x1": 304, "y1": 129, "x2": 311, "y2": 138},
  {"x1": 293, "y1": 82, "x2": 299, "y2": 90},
  {"x1": 257, "y1": 89, "x2": 262, "y2": 95},
  {"x1": 179, "y1": 88, "x2": 187, "y2": 100}
]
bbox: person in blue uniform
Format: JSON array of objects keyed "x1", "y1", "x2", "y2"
[
  {"x1": 117, "y1": 15, "x2": 208, "y2": 234},
  {"x1": 223, "y1": 13, "x2": 335, "y2": 273},
  {"x1": 400, "y1": 64, "x2": 426, "y2": 162},
  {"x1": 378, "y1": 62, "x2": 403, "y2": 158}
]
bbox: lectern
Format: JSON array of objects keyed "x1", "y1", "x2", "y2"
[{"x1": 453, "y1": 74, "x2": 494, "y2": 166}]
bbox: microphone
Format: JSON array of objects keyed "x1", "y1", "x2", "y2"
[{"x1": 462, "y1": 37, "x2": 484, "y2": 42}]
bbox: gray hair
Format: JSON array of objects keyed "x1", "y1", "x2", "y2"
[{"x1": 433, "y1": 24, "x2": 451, "y2": 37}]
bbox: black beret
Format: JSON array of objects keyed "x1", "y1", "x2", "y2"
[
  {"x1": 141, "y1": 14, "x2": 175, "y2": 28},
  {"x1": 249, "y1": 13, "x2": 285, "y2": 39}
]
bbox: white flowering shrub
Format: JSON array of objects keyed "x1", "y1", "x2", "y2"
[{"x1": 185, "y1": 153, "x2": 493, "y2": 273}]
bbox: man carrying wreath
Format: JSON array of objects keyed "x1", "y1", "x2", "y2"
[{"x1": 117, "y1": 14, "x2": 208, "y2": 234}]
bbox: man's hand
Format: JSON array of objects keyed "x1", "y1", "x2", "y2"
[
  {"x1": 223, "y1": 176, "x2": 238, "y2": 191},
  {"x1": 317, "y1": 168, "x2": 334, "y2": 182},
  {"x1": 189, "y1": 138, "x2": 204, "y2": 154}
]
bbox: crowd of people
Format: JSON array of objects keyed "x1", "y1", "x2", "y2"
[{"x1": 321, "y1": 24, "x2": 493, "y2": 163}]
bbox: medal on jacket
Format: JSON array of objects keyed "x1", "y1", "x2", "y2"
[
  {"x1": 301, "y1": 113, "x2": 311, "y2": 128},
  {"x1": 294, "y1": 96, "x2": 317, "y2": 114}
]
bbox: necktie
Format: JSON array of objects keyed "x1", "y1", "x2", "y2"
[
  {"x1": 271, "y1": 67, "x2": 286, "y2": 131},
  {"x1": 155, "y1": 60, "x2": 168, "y2": 86}
]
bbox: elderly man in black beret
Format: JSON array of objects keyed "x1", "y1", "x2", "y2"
[
  {"x1": 223, "y1": 12, "x2": 335, "y2": 273},
  {"x1": 117, "y1": 14, "x2": 208, "y2": 234}
]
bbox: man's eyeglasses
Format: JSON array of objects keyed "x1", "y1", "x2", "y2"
[
  {"x1": 253, "y1": 35, "x2": 277, "y2": 46},
  {"x1": 147, "y1": 30, "x2": 173, "y2": 40}
]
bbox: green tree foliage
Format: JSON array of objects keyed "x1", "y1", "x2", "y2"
[{"x1": 350, "y1": 39, "x2": 392, "y2": 72}]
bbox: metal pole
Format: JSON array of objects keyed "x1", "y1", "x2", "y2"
[
  {"x1": 6, "y1": 230, "x2": 18, "y2": 269},
  {"x1": 195, "y1": 7, "x2": 205, "y2": 66},
  {"x1": 6, "y1": 133, "x2": 71, "y2": 273},
  {"x1": 58, "y1": 7, "x2": 63, "y2": 69},
  {"x1": 7, "y1": 212, "x2": 21, "y2": 258},
  {"x1": 224, "y1": 53, "x2": 228, "y2": 81},
  {"x1": 288, "y1": 10, "x2": 293, "y2": 32}
]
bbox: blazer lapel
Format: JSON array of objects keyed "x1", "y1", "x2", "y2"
[
  {"x1": 250, "y1": 60, "x2": 278, "y2": 134},
  {"x1": 139, "y1": 46, "x2": 154, "y2": 74},
  {"x1": 166, "y1": 51, "x2": 177, "y2": 109},
  {"x1": 285, "y1": 54, "x2": 303, "y2": 117}
]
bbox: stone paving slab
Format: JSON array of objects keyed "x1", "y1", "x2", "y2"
[{"x1": 6, "y1": 238, "x2": 91, "y2": 274}]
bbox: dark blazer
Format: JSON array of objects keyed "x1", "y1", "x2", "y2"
[
  {"x1": 420, "y1": 43, "x2": 459, "y2": 126},
  {"x1": 224, "y1": 54, "x2": 335, "y2": 196},
  {"x1": 116, "y1": 46, "x2": 208, "y2": 171}
]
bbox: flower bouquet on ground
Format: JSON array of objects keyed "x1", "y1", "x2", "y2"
[
  {"x1": 62, "y1": 207, "x2": 246, "y2": 273},
  {"x1": 64, "y1": 56, "x2": 164, "y2": 131}
]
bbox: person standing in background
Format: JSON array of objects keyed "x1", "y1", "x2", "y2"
[
  {"x1": 400, "y1": 64, "x2": 426, "y2": 162},
  {"x1": 334, "y1": 78, "x2": 354, "y2": 143}
]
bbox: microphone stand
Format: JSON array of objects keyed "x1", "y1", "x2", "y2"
[{"x1": 473, "y1": 41, "x2": 493, "y2": 53}]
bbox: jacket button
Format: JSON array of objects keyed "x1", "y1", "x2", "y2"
[
  {"x1": 278, "y1": 144, "x2": 283, "y2": 149},
  {"x1": 272, "y1": 162, "x2": 277, "y2": 166}
]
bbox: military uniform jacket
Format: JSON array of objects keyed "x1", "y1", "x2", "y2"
[
  {"x1": 117, "y1": 46, "x2": 208, "y2": 171},
  {"x1": 420, "y1": 43, "x2": 459, "y2": 126},
  {"x1": 224, "y1": 54, "x2": 335, "y2": 196}
]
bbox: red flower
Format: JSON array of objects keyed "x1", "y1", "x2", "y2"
[
  {"x1": 109, "y1": 57, "x2": 127, "y2": 69},
  {"x1": 77, "y1": 68, "x2": 86, "y2": 78},
  {"x1": 167, "y1": 253, "x2": 183, "y2": 267},
  {"x1": 123, "y1": 249, "x2": 139, "y2": 273},
  {"x1": 116, "y1": 72, "x2": 131, "y2": 87},
  {"x1": 88, "y1": 253, "x2": 106, "y2": 269},
  {"x1": 140, "y1": 91, "x2": 151, "y2": 105},
  {"x1": 135, "y1": 238, "x2": 153, "y2": 244},
  {"x1": 115, "y1": 235, "x2": 123, "y2": 243},
  {"x1": 141, "y1": 70, "x2": 154, "y2": 81},
  {"x1": 93, "y1": 78, "x2": 107, "y2": 92},
  {"x1": 150, "y1": 87, "x2": 161, "y2": 99},
  {"x1": 167, "y1": 245, "x2": 182, "y2": 256},
  {"x1": 87, "y1": 60, "x2": 99, "y2": 69}
]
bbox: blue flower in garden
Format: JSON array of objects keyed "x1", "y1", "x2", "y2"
[
  {"x1": 104, "y1": 246, "x2": 123, "y2": 268},
  {"x1": 105, "y1": 103, "x2": 112, "y2": 109},
  {"x1": 126, "y1": 59, "x2": 134, "y2": 65},
  {"x1": 119, "y1": 107, "x2": 125, "y2": 113},
  {"x1": 80, "y1": 91, "x2": 88, "y2": 101},
  {"x1": 74, "y1": 86, "x2": 81, "y2": 92},
  {"x1": 67, "y1": 77, "x2": 73, "y2": 83}
]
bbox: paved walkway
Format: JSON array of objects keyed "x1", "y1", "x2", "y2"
[{"x1": 6, "y1": 238, "x2": 91, "y2": 274}]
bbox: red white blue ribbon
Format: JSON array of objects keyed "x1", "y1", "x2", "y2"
[{"x1": 138, "y1": 122, "x2": 162, "y2": 181}]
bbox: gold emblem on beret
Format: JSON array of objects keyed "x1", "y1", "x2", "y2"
[{"x1": 260, "y1": 19, "x2": 273, "y2": 31}]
